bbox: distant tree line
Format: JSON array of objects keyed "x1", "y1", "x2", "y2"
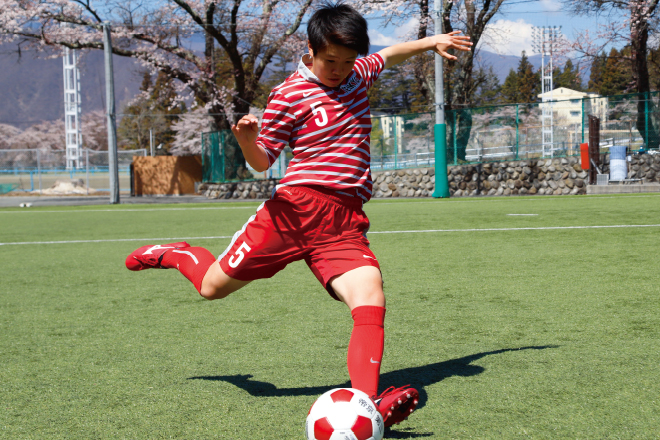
[{"x1": 369, "y1": 45, "x2": 659, "y2": 114}]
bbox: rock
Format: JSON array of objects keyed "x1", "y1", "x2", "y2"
[
  {"x1": 519, "y1": 187, "x2": 528, "y2": 195},
  {"x1": 548, "y1": 166, "x2": 556, "y2": 172},
  {"x1": 548, "y1": 180, "x2": 558, "y2": 189},
  {"x1": 570, "y1": 187, "x2": 579, "y2": 195},
  {"x1": 375, "y1": 190, "x2": 384, "y2": 197},
  {"x1": 425, "y1": 182, "x2": 434, "y2": 190},
  {"x1": 496, "y1": 187, "x2": 504, "y2": 195},
  {"x1": 553, "y1": 188, "x2": 563, "y2": 195},
  {"x1": 388, "y1": 183, "x2": 397, "y2": 191},
  {"x1": 578, "y1": 170, "x2": 588, "y2": 179},
  {"x1": 385, "y1": 176, "x2": 393, "y2": 184},
  {"x1": 421, "y1": 168, "x2": 429, "y2": 175},
  {"x1": 528, "y1": 187, "x2": 538, "y2": 195},
  {"x1": 570, "y1": 170, "x2": 578, "y2": 179},
  {"x1": 561, "y1": 171, "x2": 569, "y2": 179},
  {"x1": 575, "y1": 178, "x2": 584, "y2": 188},
  {"x1": 413, "y1": 169, "x2": 421, "y2": 176},
  {"x1": 573, "y1": 164, "x2": 583, "y2": 172},
  {"x1": 384, "y1": 189, "x2": 393, "y2": 197},
  {"x1": 414, "y1": 189, "x2": 423, "y2": 197},
  {"x1": 560, "y1": 158, "x2": 569, "y2": 165},
  {"x1": 507, "y1": 179, "x2": 516, "y2": 189},
  {"x1": 512, "y1": 171, "x2": 520, "y2": 179},
  {"x1": 454, "y1": 189, "x2": 464, "y2": 197},
  {"x1": 523, "y1": 166, "x2": 532, "y2": 175},
  {"x1": 565, "y1": 178, "x2": 575, "y2": 189},
  {"x1": 407, "y1": 189, "x2": 415, "y2": 197},
  {"x1": 558, "y1": 180, "x2": 566, "y2": 188},
  {"x1": 422, "y1": 175, "x2": 430, "y2": 183},
  {"x1": 538, "y1": 172, "x2": 546, "y2": 180},
  {"x1": 562, "y1": 187, "x2": 571, "y2": 195},
  {"x1": 379, "y1": 182, "x2": 389, "y2": 192},
  {"x1": 503, "y1": 188, "x2": 511, "y2": 196},
  {"x1": 538, "y1": 188, "x2": 545, "y2": 195},
  {"x1": 392, "y1": 190, "x2": 400, "y2": 197},
  {"x1": 514, "y1": 180, "x2": 522, "y2": 189},
  {"x1": 397, "y1": 170, "x2": 407, "y2": 177}
]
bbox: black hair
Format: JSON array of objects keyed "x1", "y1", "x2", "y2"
[{"x1": 307, "y1": 1, "x2": 369, "y2": 56}]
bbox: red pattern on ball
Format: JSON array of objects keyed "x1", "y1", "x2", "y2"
[
  {"x1": 330, "y1": 389, "x2": 355, "y2": 403},
  {"x1": 314, "y1": 417, "x2": 334, "y2": 440},
  {"x1": 352, "y1": 415, "x2": 374, "y2": 440}
]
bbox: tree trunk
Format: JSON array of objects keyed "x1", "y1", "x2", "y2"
[{"x1": 631, "y1": 8, "x2": 659, "y2": 148}]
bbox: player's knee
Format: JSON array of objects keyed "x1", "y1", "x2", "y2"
[{"x1": 199, "y1": 285, "x2": 231, "y2": 300}]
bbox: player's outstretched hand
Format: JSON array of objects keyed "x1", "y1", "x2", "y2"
[
  {"x1": 231, "y1": 114, "x2": 260, "y2": 147},
  {"x1": 432, "y1": 31, "x2": 472, "y2": 60}
]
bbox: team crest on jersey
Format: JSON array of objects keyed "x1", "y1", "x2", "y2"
[{"x1": 340, "y1": 73, "x2": 362, "y2": 94}]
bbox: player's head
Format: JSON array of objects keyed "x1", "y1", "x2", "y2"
[
  {"x1": 307, "y1": 1, "x2": 369, "y2": 57},
  {"x1": 306, "y1": 2, "x2": 369, "y2": 87}
]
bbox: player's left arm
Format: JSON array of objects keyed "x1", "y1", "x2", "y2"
[{"x1": 377, "y1": 31, "x2": 472, "y2": 70}]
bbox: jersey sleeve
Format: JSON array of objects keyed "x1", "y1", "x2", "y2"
[
  {"x1": 256, "y1": 89, "x2": 295, "y2": 166},
  {"x1": 352, "y1": 53, "x2": 384, "y2": 91}
]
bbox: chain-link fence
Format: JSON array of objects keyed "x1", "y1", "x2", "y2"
[
  {"x1": 448, "y1": 91, "x2": 660, "y2": 165},
  {"x1": 201, "y1": 130, "x2": 290, "y2": 183},
  {"x1": 0, "y1": 148, "x2": 146, "y2": 194}
]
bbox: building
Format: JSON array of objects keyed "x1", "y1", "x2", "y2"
[{"x1": 537, "y1": 87, "x2": 608, "y2": 126}]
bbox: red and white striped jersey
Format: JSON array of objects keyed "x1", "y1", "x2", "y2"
[{"x1": 256, "y1": 53, "x2": 384, "y2": 202}]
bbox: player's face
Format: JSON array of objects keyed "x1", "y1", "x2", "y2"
[{"x1": 308, "y1": 43, "x2": 358, "y2": 88}]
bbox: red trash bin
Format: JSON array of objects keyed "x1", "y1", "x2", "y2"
[{"x1": 580, "y1": 143, "x2": 589, "y2": 170}]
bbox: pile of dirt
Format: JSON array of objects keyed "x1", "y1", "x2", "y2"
[{"x1": 36, "y1": 179, "x2": 97, "y2": 195}]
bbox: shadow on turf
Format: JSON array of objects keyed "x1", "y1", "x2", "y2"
[
  {"x1": 190, "y1": 346, "x2": 556, "y2": 439},
  {"x1": 189, "y1": 345, "x2": 557, "y2": 407}
]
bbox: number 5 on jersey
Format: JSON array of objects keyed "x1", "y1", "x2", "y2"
[
  {"x1": 228, "y1": 242, "x2": 252, "y2": 268},
  {"x1": 310, "y1": 101, "x2": 328, "y2": 127}
]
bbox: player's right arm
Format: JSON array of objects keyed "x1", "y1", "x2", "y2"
[{"x1": 231, "y1": 115, "x2": 270, "y2": 172}]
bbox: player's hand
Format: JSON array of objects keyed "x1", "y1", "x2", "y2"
[
  {"x1": 431, "y1": 31, "x2": 472, "y2": 60},
  {"x1": 231, "y1": 114, "x2": 260, "y2": 146}
]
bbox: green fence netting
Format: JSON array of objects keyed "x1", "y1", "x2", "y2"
[
  {"x1": 201, "y1": 130, "x2": 248, "y2": 183},
  {"x1": 446, "y1": 91, "x2": 660, "y2": 165},
  {"x1": 201, "y1": 92, "x2": 660, "y2": 181}
]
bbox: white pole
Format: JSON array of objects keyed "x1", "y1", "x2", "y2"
[
  {"x1": 435, "y1": 0, "x2": 445, "y2": 126},
  {"x1": 150, "y1": 129, "x2": 154, "y2": 157},
  {"x1": 103, "y1": 23, "x2": 120, "y2": 204},
  {"x1": 85, "y1": 148, "x2": 90, "y2": 195},
  {"x1": 37, "y1": 149, "x2": 42, "y2": 194}
]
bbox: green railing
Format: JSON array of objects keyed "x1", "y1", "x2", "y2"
[{"x1": 201, "y1": 91, "x2": 660, "y2": 181}]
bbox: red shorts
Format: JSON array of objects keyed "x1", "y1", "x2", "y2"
[{"x1": 218, "y1": 185, "x2": 380, "y2": 300}]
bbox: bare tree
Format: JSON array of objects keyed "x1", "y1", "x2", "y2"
[{"x1": 565, "y1": 0, "x2": 660, "y2": 147}]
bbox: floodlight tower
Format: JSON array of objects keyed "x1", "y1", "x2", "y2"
[
  {"x1": 532, "y1": 26, "x2": 562, "y2": 158},
  {"x1": 63, "y1": 47, "x2": 83, "y2": 169}
]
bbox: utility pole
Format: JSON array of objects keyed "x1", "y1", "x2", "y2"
[
  {"x1": 103, "y1": 23, "x2": 120, "y2": 204},
  {"x1": 432, "y1": 0, "x2": 450, "y2": 198}
]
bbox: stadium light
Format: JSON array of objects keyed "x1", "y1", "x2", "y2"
[{"x1": 532, "y1": 26, "x2": 562, "y2": 158}]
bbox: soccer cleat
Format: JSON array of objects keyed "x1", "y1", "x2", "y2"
[
  {"x1": 125, "y1": 242, "x2": 191, "y2": 271},
  {"x1": 373, "y1": 385, "x2": 419, "y2": 427}
]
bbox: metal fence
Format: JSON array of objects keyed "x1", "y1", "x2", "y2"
[
  {"x1": 448, "y1": 91, "x2": 659, "y2": 164},
  {"x1": 0, "y1": 148, "x2": 146, "y2": 194}
]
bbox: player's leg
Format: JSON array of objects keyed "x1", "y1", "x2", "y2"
[
  {"x1": 126, "y1": 241, "x2": 250, "y2": 298},
  {"x1": 329, "y1": 265, "x2": 386, "y2": 396},
  {"x1": 332, "y1": 268, "x2": 420, "y2": 426},
  {"x1": 330, "y1": 267, "x2": 419, "y2": 426}
]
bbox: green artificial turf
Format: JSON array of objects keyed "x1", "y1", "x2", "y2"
[{"x1": 1, "y1": 194, "x2": 659, "y2": 439}]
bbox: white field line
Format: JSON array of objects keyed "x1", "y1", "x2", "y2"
[
  {"x1": 507, "y1": 214, "x2": 539, "y2": 216},
  {"x1": 0, "y1": 206, "x2": 256, "y2": 214},
  {"x1": 2, "y1": 224, "x2": 659, "y2": 246},
  {"x1": 2, "y1": 194, "x2": 660, "y2": 214}
]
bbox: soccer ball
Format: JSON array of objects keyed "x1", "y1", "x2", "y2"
[{"x1": 305, "y1": 388, "x2": 384, "y2": 440}]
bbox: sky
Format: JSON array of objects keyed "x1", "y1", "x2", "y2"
[{"x1": 366, "y1": 0, "x2": 624, "y2": 57}]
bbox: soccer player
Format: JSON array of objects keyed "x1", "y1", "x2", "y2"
[{"x1": 126, "y1": 1, "x2": 471, "y2": 427}]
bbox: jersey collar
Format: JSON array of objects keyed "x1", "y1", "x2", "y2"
[{"x1": 297, "y1": 54, "x2": 323, "y2": 84}]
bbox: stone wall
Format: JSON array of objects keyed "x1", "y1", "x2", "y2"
[
  {"x1": 199, "y1": 179, "x2": 278, "y2": 200},
  {"x1": 198, "y1": 153, "x2": 660, "y2": 200}
]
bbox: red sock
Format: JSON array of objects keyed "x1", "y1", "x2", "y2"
[
  {"x1": 160, "y1": 246, "x2": 216, "y2": 293},
  {"x1": 347, "y1": 305, "x2": 386, "y2": 398}
]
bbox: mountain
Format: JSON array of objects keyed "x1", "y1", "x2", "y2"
[
  {"x1": 0, "y1": 43, "x2": 588, "y2": 129},
  {"x1": 0, "y1": 43, "x2": 143, "y2": 128}
]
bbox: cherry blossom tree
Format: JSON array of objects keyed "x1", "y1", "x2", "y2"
[
  {"x1": 564, "y1": 0, "x2": 659, "y2": 147},
  {"x1": 0, "y1": 0, "x2": 315, "y2": 176}
]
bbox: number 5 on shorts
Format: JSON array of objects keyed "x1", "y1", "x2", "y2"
[{"x1": 228, "y1": 242, "x2": 252, "y2": 268}]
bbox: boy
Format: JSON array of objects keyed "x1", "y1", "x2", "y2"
[{"x1": 126, "y1": 1, "x2": 471, "y2": 427}]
